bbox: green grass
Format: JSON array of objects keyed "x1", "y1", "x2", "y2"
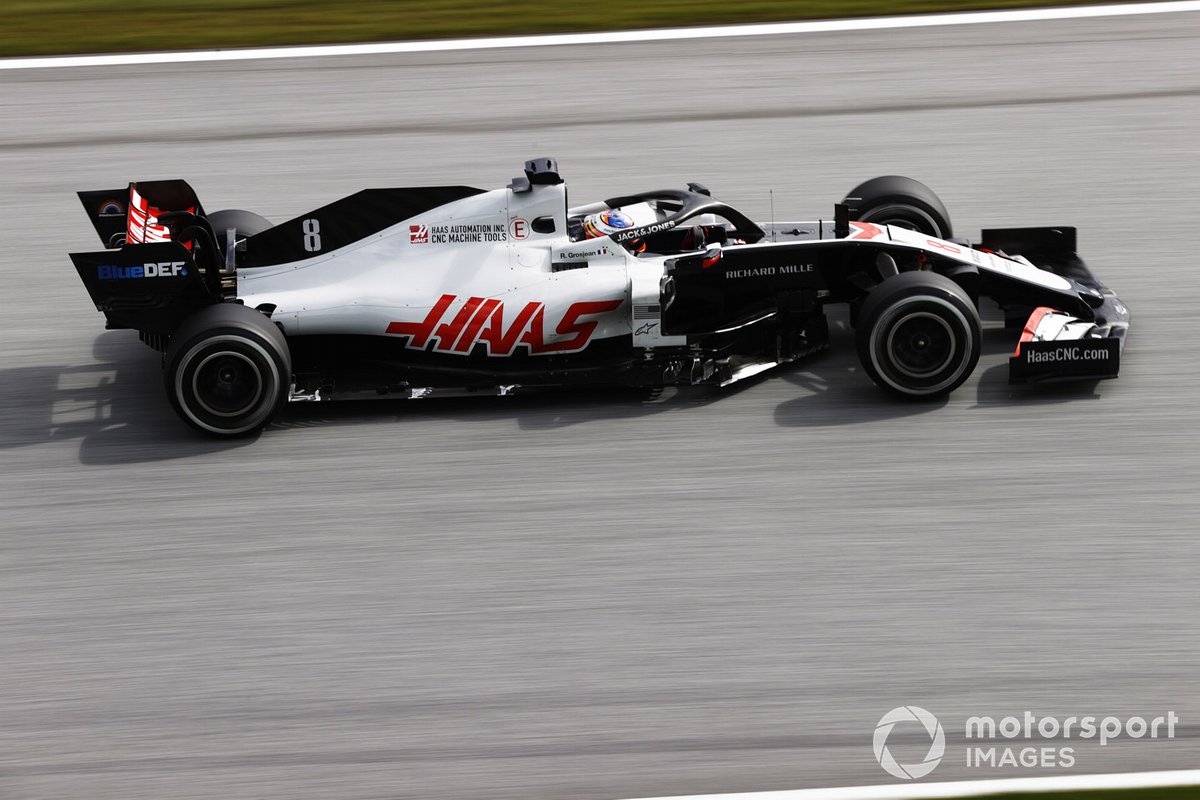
[
  {"x1": 1, "y1": 0, "x2": 1118, "y2": 58},
  {"x1": 952, "y1": 788, "x2": 1200, "y2": 800}
]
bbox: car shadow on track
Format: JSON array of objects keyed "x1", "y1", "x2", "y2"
[
  {"x1": 771, "y1": 367, "x2": 950, "y2": 427},
  {"x1": 974, "y1": 360, "x2": 1104, "y2": 406},
  {"x1": 7, "y1": 312, "x2": 1108, "y2": 458},
  {"x1": 0, "y1": 332, "x2": 257, "y2": 465},
  {"x1": 972, "y1": 319, "x2": 1105, "y2": 406},
  {"x1": 771, "y1": 317, "x2": 950, "y2": 427},
  {"x1": 271, "y1": 379, "x2": 738, "y2": 434},
  {"x1": 771, "y1": 312, "x2": 1107, "y2": 425}
]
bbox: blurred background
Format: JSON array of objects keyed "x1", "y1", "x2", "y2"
[
  {"x1": 1, "y1": 0, "x2": 1109, "y2": 56},
  {"x1": 1, "y1": 2, "x2": 1198, "y2": 799}
]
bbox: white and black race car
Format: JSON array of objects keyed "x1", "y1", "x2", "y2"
[{"x1": 71, "y1": 158, "x2": 1129, "y2": 436}]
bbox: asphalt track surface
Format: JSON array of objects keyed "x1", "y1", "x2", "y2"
[{"x1": 2, "y1": 11, "x2": 1199, "y2": 800}]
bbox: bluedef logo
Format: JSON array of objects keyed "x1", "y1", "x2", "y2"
[{"x1": 98, "y1": 262, "x2": 188, "y2": 280}]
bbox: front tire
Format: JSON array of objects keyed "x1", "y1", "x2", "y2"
[
  {"x1": 165, "y1": 303, "x2": 290, "y2": 436},
  {"x1": 843, "y1": 176, "x2": 953, "y2": 239},
  {"x1": 856, "y1": 271, "x2": 980, "y2": 398}
]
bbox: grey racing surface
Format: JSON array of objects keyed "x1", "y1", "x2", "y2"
[{"x1": 2, "y1": 11, "x2": 1199, "y2": 800}]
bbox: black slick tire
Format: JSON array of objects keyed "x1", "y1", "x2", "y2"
[
  {"x1": 842, "y1": 176, "x2": 953, "y2": 239},
  {"x1": 164, "y1": 303, "x2": 290, "y2": 436},
  {"x1": 856, "y1": 271, "x2": 981, "y2": 398}
]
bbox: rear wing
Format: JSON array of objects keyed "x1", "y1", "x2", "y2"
[
  {"x1": 70, "y1": 241, "x2": 215, "y2": 337},
  {"x1": 72, "y1": 180, "x2": 219, "y2": 337},
  {"x1": 77, "y1": 180, "x2": 207, "y2": 249}
]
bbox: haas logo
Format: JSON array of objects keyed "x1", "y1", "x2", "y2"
[{"x1": 387, "y1": 295, "x2": 622, "y2": 356}]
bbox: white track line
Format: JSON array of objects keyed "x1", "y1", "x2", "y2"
[
  {"x1": 2, "y1": 1, "x2": 1200, "y2": 70},
  {"x1": 620, "y1": 768, "x2": 1200, "y2": 800}
]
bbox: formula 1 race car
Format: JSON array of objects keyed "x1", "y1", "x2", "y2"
[{"x1": 70, "y1": 158, "x2": 1129, "y2": 436}]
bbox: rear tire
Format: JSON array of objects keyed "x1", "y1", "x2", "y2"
[
  {"x1": 207, "y1": 209, "x2": 273, "y2": 255},
  {"x1": 856, "y1": 271, "x2": 980, "y2": 398},
  {"x1": 843, "y1": 176, "x2": 953, "y2": 239},
  {"x1": 165, "y1": 303, "x2": 290, "y2": 436}
]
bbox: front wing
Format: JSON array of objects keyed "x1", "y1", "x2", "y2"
[
  {"x1": 1009, "y1": 306, "x2": 1124, "y2": 383},
  {"x1": 976, "y1": 227, "x2": 1129, "y2": 384}
]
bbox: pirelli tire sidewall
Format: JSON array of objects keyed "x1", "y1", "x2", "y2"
[
  {"x1": 856, "y1": 271, "x2": 981, "y2": 398},
  {"x1": 164, "y1": 303, "x2": 290, "y2": 436}
]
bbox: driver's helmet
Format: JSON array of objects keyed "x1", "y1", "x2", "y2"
[{"x1": 582, "y1": 208, "x2": 637, "y2": 239}]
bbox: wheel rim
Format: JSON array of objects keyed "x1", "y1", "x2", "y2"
[
  {"x1": 192, "y1": 351, "x2": 265, "y2": 418},
  {"x1": 885, "y1": 312, "x2": 956, "y2": 379},
  {"x1": 174, "y1": 334, "x2": 280, "y2": 435},
  {"x1": 868, "y1": 295, "x2": 973, "y2": 396}
]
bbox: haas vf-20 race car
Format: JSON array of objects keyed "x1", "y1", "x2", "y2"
[{"x1": 71, "y1": 158, "x2": 1129, "y2": 437}]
